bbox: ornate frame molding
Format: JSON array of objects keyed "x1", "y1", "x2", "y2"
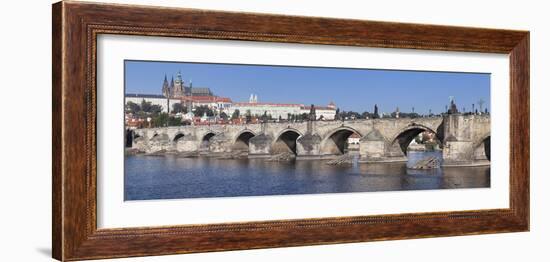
[{"x1": 52, "y1": 1, "x2": 529, "y2": 261}]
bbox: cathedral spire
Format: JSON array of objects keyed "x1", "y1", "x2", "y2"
[{"x1": 162, "y1": 74, "x2": 170, "y2": 98}]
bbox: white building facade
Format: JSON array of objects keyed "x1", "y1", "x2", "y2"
[
  {"x1": 125, "y1": 94, "x2": 181, "y2": 113},
  {"x1": 226, "y1": 103, "x2": 336, "y2": 120},
  {"x1": 299, "y1": 106, "x2": 336, "y2": 120},
  {"x1": 227, "y1": 102, "x2": 302, "y2": 119},
  {"x1": 126, "y1": 92, "x2": 336, "y2": 121}
]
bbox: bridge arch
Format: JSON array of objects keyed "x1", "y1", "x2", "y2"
[
  {"x1": 173, "y1": 132, "x2": 185, "y2": 142},
  {"x1": 201, "y1": 132, "x2": 216, "y2": 141},
  {"x1": 390, "y1": 124, "x2": 441, "y2": 155},
  {"x1": 320, "y1": 126, "x2": 362, "y2": 155},
  {"x1": 474, "y1": 133, "x2": 491, "y2": 161},
  {"x1": 125, "y1": 129, "x2": 134, "y2": 147},
  {"x1": 200, "y1": 132, "x2": 217, "y2": 151},
  {"x1": 272, "y1": 128, "x2": 303, "y2": 155},
  {"x1": 132, "y1": 133, "x2": 145, "y2": 147},
  {"x1": 232, "y1": 130, "x2": 257, "y2": 152}
]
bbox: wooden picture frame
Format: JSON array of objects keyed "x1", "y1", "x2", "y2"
[{"x1": 52, "y1": 1, "x2": 529, "y2": 261}]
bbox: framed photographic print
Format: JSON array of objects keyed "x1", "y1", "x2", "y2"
[{"x1": 52, "y1": 1, "x2": 529, "y2": 261}]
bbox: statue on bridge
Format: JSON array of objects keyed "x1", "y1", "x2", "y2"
[
  {"x1": 309, "y1": 104, "x2": 316, "y2": 121},
  {"x1": 448, "y1": 96, "x2": 459, "y2": 114},
  {"x1": 373, "y1": 104, "x2": 379, "y2": 119}
]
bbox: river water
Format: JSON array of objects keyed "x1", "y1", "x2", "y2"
[{"x1": 124, "y1": 151, "x2": 490, "y2": 201}]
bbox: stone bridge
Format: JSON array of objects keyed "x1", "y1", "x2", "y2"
[{"x1": 128, "y1": 114, "x2": 491, "y2": 166}]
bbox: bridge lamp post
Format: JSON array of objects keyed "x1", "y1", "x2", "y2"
[{"x1": 477, "y1": 99, "x2": 485, "y2": 115}]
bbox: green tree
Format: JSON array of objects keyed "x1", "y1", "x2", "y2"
[
  {"x1": 231, "y1": 109, "x2": 240, "y2": 120},
  {"x1": 245, "y1": 110, "x2": 252, "y2": 123},
  {"x1": 136, "y1": 110, "x2": 148, "y2": 119},
  {"x1": 361, "y1": 111, "x2": 371, "y2": 119},
  {"x1": 172, "y1": 103, "x2": 186, "y2": 114},
  {"x1": 167, "y1": 116, "x2": 182, "y2": 126},
  {"x1": 139, "y1": 99, "x2": 163, "y2": 114},
  {"x1": 341, "y1": 111, "x2": 360, "y2": 120},
  {"x1": 149, "y1": 104, "x2": 163, "y2": 115},
  {"x1": 125, "y1": 101, "x2": 141, "y2": 114},
  {"x1": 140, "y1": 99, "x2": 152, "y2": 113},
  {"x1": 152, "y1": 113, "x2": 169, "y2": 127},
  {"x1": 219, "y1": 112, "x2": 229, "y2": 121},
  {"x1": 194, "y1": 106, "x2": 214, "y2": 117}
]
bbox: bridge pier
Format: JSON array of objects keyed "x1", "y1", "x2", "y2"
[
  {"x1": 473, "y1": 140, "x2": 490, "y2": 161},
  {"x1": 359, "y1": 129, "x2": 407, "y2": 163},
  {"x1": 146, "y1": 133, "x2": 172, "y2": 153},
  {"x1": 440, "y1": 114, "x2": 490, "y2": 166},
  {"x1": 132, "y1": 137, "x2": 146, "y2": 152},
  {"x1": 359, "y1": 129, "x2": 385, "y2": 162},
  {"x1": 442, "y1": 140, "x2": 475, "y2": 166},
  {"x1": 296, "y1": 133, "x2": 322, "y2": 159},
  {"x1": 248, "y1": 133, "x2": 274, "y2": 158},
  {"x1": 207, "y1": 133, "x2": 233, "y2": 156},
  {"x1": 175, "y1": 134, "x2": 200, "y2": 153}
]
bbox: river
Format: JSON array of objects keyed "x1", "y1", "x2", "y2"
[
  {"x1": 124, "y1": 151, "x2": 489, "y2": 201},
  {"x1": 124, "y1": 151, "x2": 490, "y2": 201}
]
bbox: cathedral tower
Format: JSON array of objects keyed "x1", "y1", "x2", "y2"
[
  {"x1": 172, "y1": 71, "x2": 185, "y2": 98},
  {"x1": 170, "y1": 76, "x2": 175, "y2": 97}
]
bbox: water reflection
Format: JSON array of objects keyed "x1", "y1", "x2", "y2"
[{"x1": 124, "y1": 152, "x2": 490, "y2": 201}]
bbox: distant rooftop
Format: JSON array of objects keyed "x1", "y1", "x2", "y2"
[
  {"x1": 305, "y1": 106, "x2": 335, "y2": 110},
  {"x1": 190, "y1": 87, "x2": 213, "y2": 95},
  {"x1": 181, "y1": 96, "x2": 232, "y2": 103}
]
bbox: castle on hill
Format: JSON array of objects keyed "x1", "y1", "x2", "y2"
[{"x1": 162, "y1": 71, "x2": 214, "y2": 98}]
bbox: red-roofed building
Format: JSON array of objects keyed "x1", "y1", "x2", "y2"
[{"x1": 347, "y1": 132, "x2": 361, "y2": 152}]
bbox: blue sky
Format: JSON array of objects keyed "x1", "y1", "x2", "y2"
[{"x1": 125, "y1": 60, "x2": 490, "y2": 114}]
